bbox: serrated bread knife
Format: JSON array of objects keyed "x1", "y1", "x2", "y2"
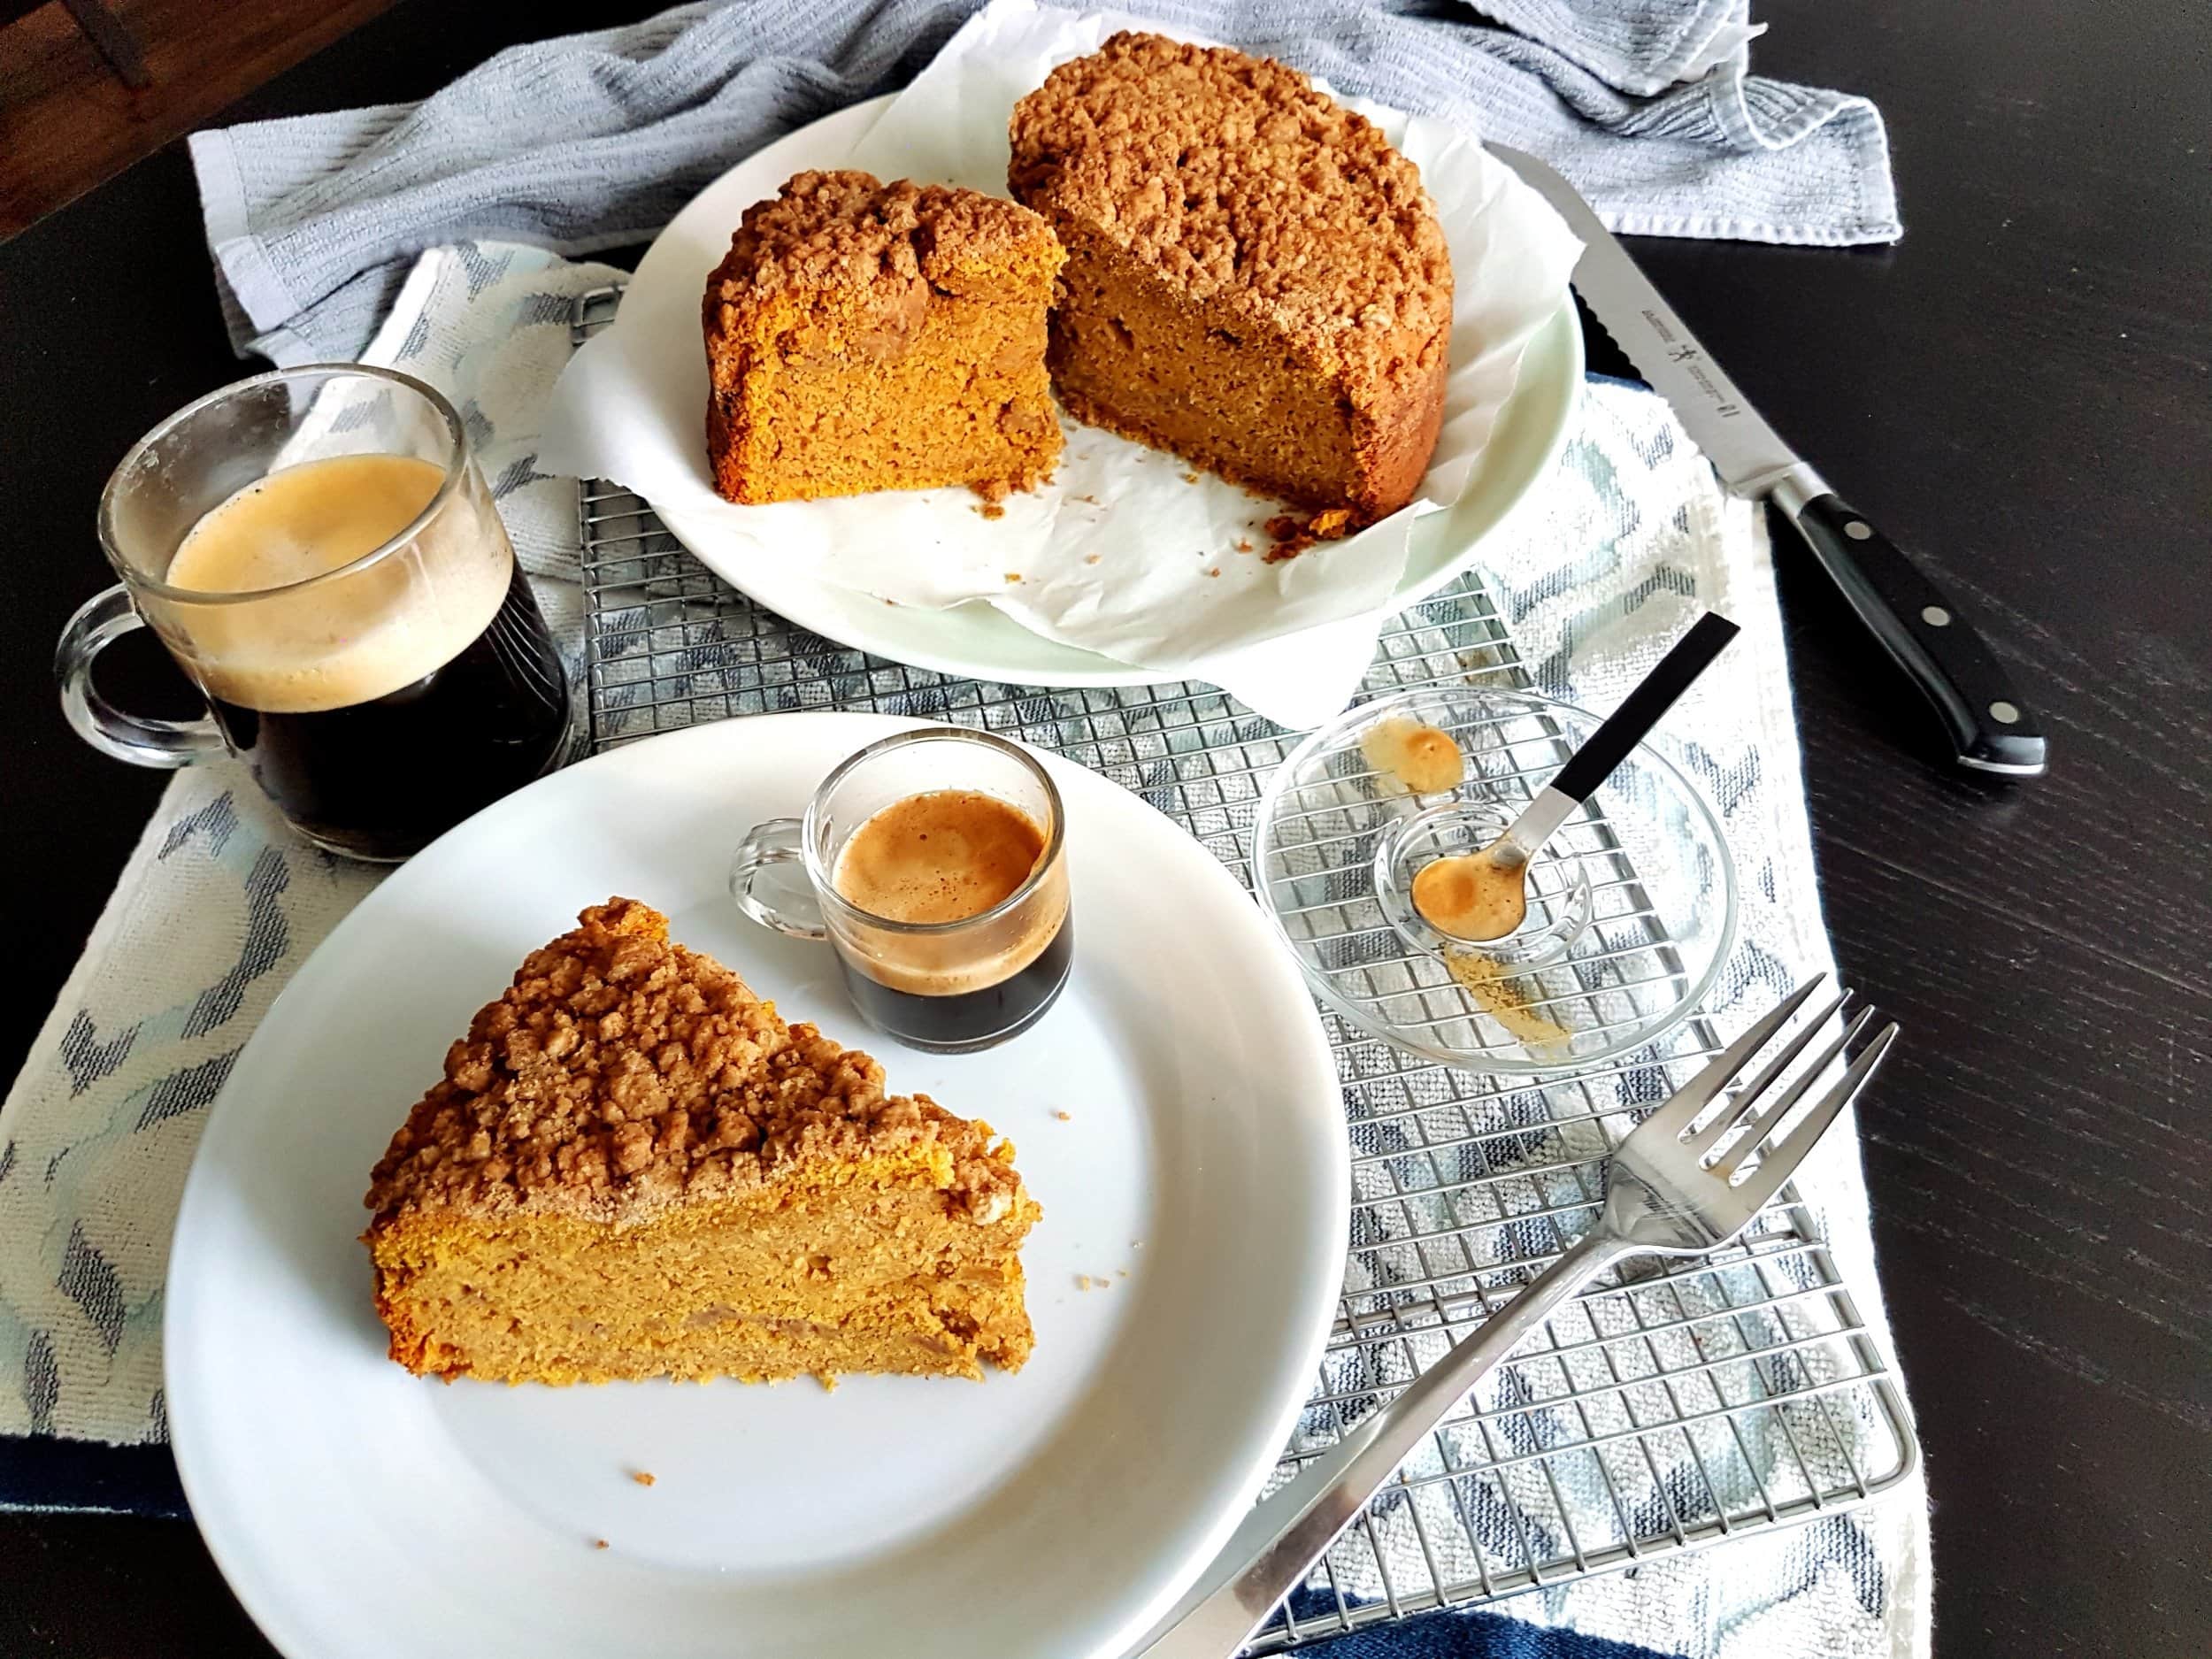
[{"x1": 1492, "y1": 143, "x2": 2047, "y2": 778}]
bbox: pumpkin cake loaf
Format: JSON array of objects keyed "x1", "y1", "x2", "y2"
[
  {"x1": 702, "y1": 170, "x2": 1065, "y2": 506},
  {"x1": 1009, "y1": 33, "x2": 1454, "y2": 527},
  {"x1": 363, "y1": 898, "x2": 1041, "y2": 1386}
]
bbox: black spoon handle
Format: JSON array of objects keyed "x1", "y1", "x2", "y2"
[
  {"x1": 1550, "y1": 611, "x2": 1740, "y2": 804},
  {"x1": 1785, "y1": 493, "x2": 2047, "y2": 777}
]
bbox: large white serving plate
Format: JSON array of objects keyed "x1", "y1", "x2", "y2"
[
  {"x1": 165, "y1": 712, "x2": 1350, "y2": 1659},
  {"x1": 617, "y1": 95, "x2": 1584, "y2": 687}
]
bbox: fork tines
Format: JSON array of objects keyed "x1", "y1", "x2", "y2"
[{"x1": 1662, "y1": 976, "x2": 1901, "y2": 1202}]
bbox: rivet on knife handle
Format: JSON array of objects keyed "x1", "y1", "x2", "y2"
[{"x1": 1774, "y1": 483, "x2": 2048, "y2": 776}]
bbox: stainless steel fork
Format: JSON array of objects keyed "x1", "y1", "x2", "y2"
[{"x1": 1132, "y1": 977, "x2": 1900, "y2": 1659}]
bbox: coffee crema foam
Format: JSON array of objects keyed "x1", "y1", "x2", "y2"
[
  {"x1": 832, "y1": 790, "x2": 1065, "y2": 996},
  {"x1": 161, "y1": 453, "x2": 511, "y2": 715}
]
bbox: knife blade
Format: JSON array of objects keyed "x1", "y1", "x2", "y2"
[{"x1": 1491, "y1": 143, "x2": 2047, "y2": 779}]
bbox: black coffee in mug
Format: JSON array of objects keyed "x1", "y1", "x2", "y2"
[
  {"x1": 60, "y1": 367, "x2": 573, "y2": 864},
  {"x1": 161, "y1": 452, "x2": 568, "y2": 861}
]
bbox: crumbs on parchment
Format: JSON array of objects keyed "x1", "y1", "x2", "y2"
[{"x1": 1263, "y1": 506, "x2": 1356, "y2": 563}]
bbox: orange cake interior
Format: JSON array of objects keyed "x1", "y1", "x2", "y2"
[
  {"x1": 702, "y1": 169, "x2": 1065, "y2": 506},
  {"x1": 1009, "y1": 33, "x2": 1454, "y2": 527},
  {"x1": 363, "y1": 898, "x2": 1041, "y2": 1386}
]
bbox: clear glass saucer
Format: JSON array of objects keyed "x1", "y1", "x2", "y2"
[{"x1": 1250, "y1": 687, "x2": 1738, "y2": 1072}]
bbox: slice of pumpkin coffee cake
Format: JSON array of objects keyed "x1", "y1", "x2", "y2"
[{"x1": 363, "y1": 898, "x2": 1039, "y2": 1385}]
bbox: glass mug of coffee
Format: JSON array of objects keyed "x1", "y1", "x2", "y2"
[
  {"x1": 731, "y1": 728, "x2": 1073, "y2": 1054},
  {"x1": 55, "y1": 365, "x2": 571, "y2": 862}
]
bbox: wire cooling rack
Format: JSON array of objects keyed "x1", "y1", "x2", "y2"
[{"x1": 570, "y1": 288, "x2": 1916, "y2": 1648}]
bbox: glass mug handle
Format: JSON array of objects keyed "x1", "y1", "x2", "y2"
[
  {"x1": 54, "y1": 585, "x2": 225, "y2": 769},
  {"x1": 729, "y1": 818, "x2": 829, "y2": 941}
]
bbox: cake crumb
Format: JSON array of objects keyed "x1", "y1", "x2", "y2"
[
  {"x1": 1076, "y1": 1273, "x2": 1094, "y2": 1291},
  {"x1": 974, "y1": 502, "x2": 1006, "y2": 520},
  {"x1": 1053, "y1": 1110, "x2": 1072, "y2": 1121},
  {"x1": 1181, "y1": 471, "x2": 1200, "y2": 484},
  {"x1": 1207, "y1": 566, "x2": 1221, "y2": 578},
  {"x1": 1071, "y1": 492, "x2": 1099, "y2": 504},
  {"x1": 632, "y1": 1471, "x2": 657, "y2": 1487},
  {"x1": 594, "y1": 1539, "x2": 610, "y2": 1550},
  {"x1": 1003, "y1": 572, "x2": 1023, "y2": 582},
  {"x1": 1263, "y1": 507, "x2": 1356, "y2": 563},
  {"x1": 1236, "y1": 538, "x2": 1254, "y2": 553},
  {"x1": 1085, "y1": 553, "x2": 1101, "y2": 565}
]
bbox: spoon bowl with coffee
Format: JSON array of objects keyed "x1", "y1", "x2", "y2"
[{"x1": 1404, "y1": 612, "x2": 1740, "y2": 949}]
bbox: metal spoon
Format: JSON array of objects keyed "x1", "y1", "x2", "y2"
[{"x1": 1413, "y1": 611, "x2": 1741, "y2": 942}]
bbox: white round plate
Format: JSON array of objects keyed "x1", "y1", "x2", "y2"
[
  {"x1": 166, "y1": 712, "x2": 1349, "y2": 1659},
  {"x1": 627, "y1": 95, "x2": 1584, "y2": 687}
]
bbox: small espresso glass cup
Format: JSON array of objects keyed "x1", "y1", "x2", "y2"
[
  {"x1": 54, "y1": 365, "x2": 571, "y2": 862},
  {"x1": 731, "y1": 727, "x2": 1073, "y2": 1054}
]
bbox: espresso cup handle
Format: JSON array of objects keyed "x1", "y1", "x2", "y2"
[
  {"x1": 730, "y1": 817, "x2": 829, "y2": 941},
  {"x1": 55, "y1": 585, "x2": 226, "y2": 770}
]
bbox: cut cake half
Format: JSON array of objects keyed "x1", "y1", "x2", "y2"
[
  {"x1": 702, "y1": 169, "x2": 1065, "y2": 505},
  {"x1": 1009, "y1": 33, "x2": 1454, "y2": 526},
  {"x1": 363, "y1": 898, "x2": 1041, "y2": 1385}
]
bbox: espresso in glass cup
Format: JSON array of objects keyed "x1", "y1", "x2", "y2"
[
  {"x1": 55, "y1": 365, "x2": 570, "y2": 861},
  {"x1": 731, "y1": 728, "x2": 1072, "y2": 1053}
]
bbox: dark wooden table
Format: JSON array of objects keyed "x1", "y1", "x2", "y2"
[{"x1": 2, "y1": 2, "x2": 2207, "y2": 1654}]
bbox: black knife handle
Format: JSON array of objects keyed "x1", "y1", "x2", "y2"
[
  {"x1": 1786, "y1": 494, "x2": 2047, "y2": 777},
  {"x1": 1551, "y1": 611, "x2": 1740, "y2": 804}
]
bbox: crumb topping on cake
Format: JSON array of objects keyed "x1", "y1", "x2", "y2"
[
  {"x1": 364, "y1": 899, "x2": 1024, "y2": 1227},
  {"x1": 1008, "y1": 33, "x2": 1452, "y2": 384},
  {"x1": 709, "y1": 170, "x2": 1057, "y2": 303}
]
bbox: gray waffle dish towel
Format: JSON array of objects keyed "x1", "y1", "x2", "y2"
[{"x1": 189, "y1": 0, "x2": 1898, "y2": 367}]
